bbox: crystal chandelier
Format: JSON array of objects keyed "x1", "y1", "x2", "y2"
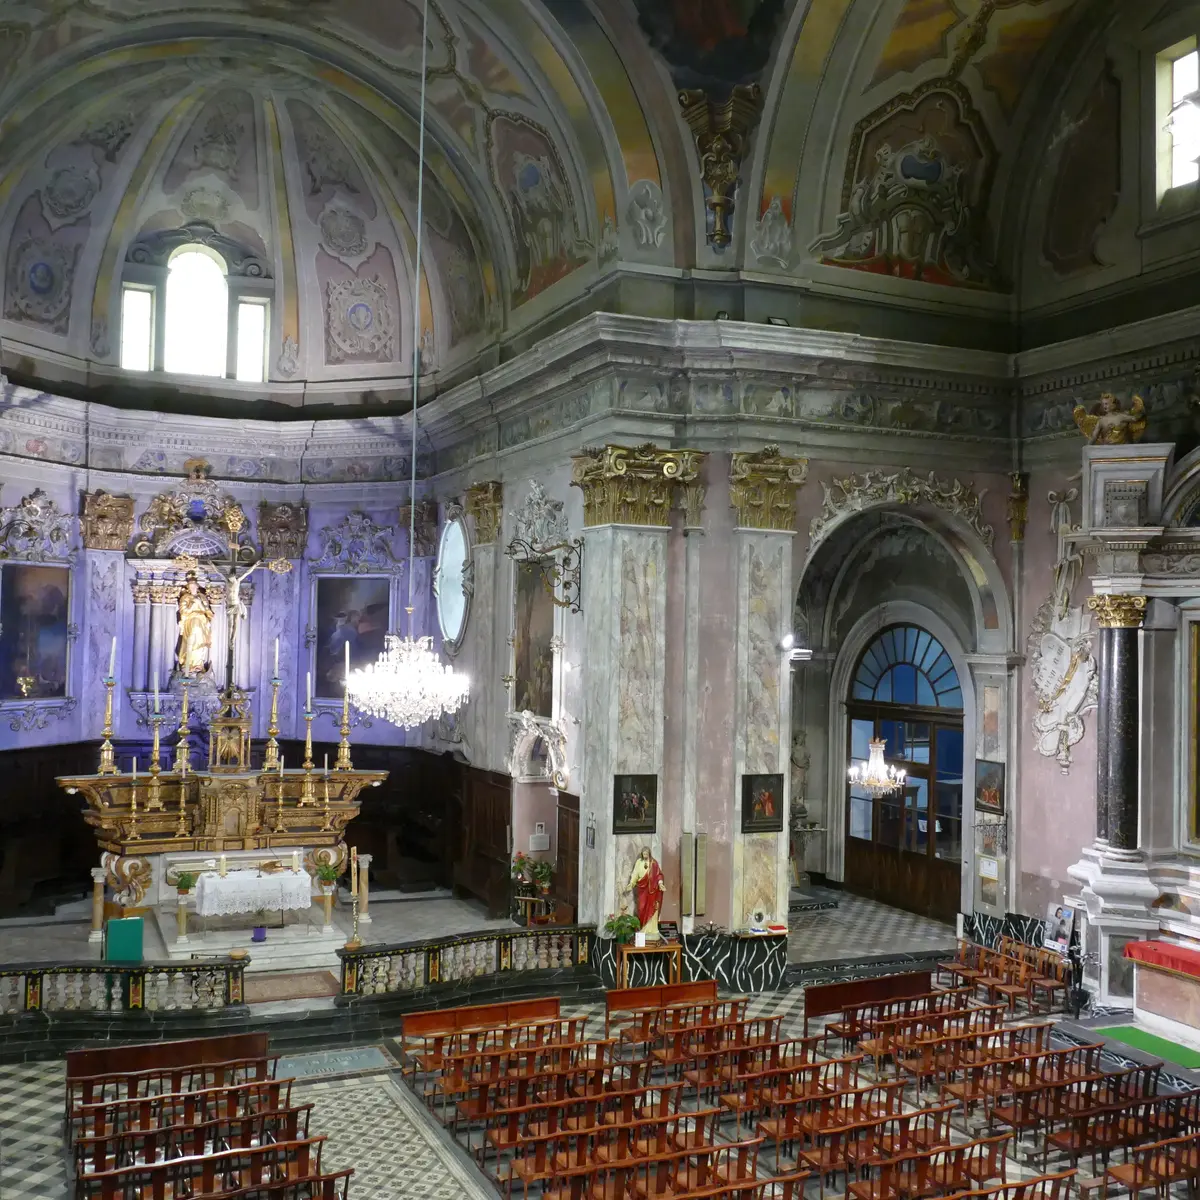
[
  {"x1": 848, "y1": 738, "x2": 906, "y2": 797},
  {"x1": 345, "y1": 0, "x2": 469, "y2": 731}
]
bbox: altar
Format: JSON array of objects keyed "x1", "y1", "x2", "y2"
[{"x1": 194, "y1": 868, "x2": 312, "y2": 918}]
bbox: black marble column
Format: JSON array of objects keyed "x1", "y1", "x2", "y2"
[{"x1": 1087, "y1": 595, "x2": 1146, "y2": 853}]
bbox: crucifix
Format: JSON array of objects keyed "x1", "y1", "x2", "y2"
[{"x1": 174, "y1": 506, "x2": 292, "y2": 693}]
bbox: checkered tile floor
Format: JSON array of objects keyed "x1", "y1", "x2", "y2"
[{"x1": 789, "y1": 892, "x2": 955, "y2": 963}]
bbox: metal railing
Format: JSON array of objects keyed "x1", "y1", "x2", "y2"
[{"x1": 337, "y1": 925, "x2": 596, "y2": 1001}]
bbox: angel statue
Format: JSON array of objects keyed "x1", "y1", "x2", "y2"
[{"x1": 1072, "y1": 393, "x2": 1147, "y2": 445}]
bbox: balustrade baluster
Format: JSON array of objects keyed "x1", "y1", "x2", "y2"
[{"x1": 109, "y1": 974, "x2": 124, "y2": 1012}]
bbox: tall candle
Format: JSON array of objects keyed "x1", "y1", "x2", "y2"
[
  {"x1": 292, "y1": 850, "x2": 300, "y2": 872},
  {"x1": 351, "y1": 846, "x2": 358, "y2": 894},
  {"x1": 153, "y1": 671, "x2": 160, "y2": 713},
  {"x1": 324, "y1": 753, "x2": 329, "y2": 775},
  {"x1": 344, "y1": 640, "x2": 350, "y2": 681},
  {"x1": 279, "y1": 755, "x2": 284, "y2": 778},
  {"x1": 108, "y1": 636, "x2": 117, "y2": 679},
  {"x1": 274, "y1": 637, "x2": 279, "y2": 678},
  {"x1": 306, "y1": 671, "x2": 312, "y2": 708}
]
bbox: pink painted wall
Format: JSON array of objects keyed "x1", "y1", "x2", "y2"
[{"x1": 511, "y1": 780, "x2": 557, "y2": 870}]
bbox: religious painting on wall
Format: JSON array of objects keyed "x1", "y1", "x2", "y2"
[
  {"x1": 741, "y1": 773, "x2": 784, "y2": 833},
  {"x1": 974, "y1": 759, "x2": 1005, "y2": 815},
  {"x1": 613, "y1": 774, "x2": 658, "y2": 834},
  {"x1": 513, "y1": 560, "x2": 554, "y2": 717},
  {"x1": 0, "y1": 563, "x2": 70, "y2": 699},
  {"x1": 312, "y1": 576, "x2": 389, "y2": 698}
]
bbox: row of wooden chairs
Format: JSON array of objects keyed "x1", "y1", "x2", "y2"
[{"x1": 937, "y1": 941, "x2": 1069, "y2": 1014}]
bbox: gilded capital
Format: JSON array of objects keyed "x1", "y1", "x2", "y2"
[
  {"x1": 571, "y1": 443, "x2": 705, "y2": 527},
  {"x1": 465, "y1": 482, "x2": 503, "y2": 545},
  {"x1": 1087, "y1": 594, "x2": 1147, "y2": 629},
  {"x1": 82, "y1": 490, "x2": 135, "y2": 551},
  {"x1": 729, "y1": 446, "x2": 808, "y2": 531},
  {"x1": 1007, "y1": 472, "x2": 1029, "y2": 544}
]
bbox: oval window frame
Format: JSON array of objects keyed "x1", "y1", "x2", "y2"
[{"x1": 434, "y1": 512, "x2": 471, "y2": 655}]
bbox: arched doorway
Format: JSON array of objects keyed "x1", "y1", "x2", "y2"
[{"x1": 845, "y1": 623, "x2": 965, "y2": 923}]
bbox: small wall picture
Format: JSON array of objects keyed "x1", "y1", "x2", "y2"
[
  {"x1": 613, "y1": 774, "x2": 657, "y2": 834},
  {"x1": 742, "y1": 773, "x2": 785, "y2": 833},
  {"x1": 974, "y1": 759, "x2": 1005, "y2": 815},
  {"x1": 1044, "y1": 902, "x2": 1075, "y2": 953}
]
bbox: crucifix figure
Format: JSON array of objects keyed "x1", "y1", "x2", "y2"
[{"x1": 174, "y1": 506, "x2": 292, "y2": 692}]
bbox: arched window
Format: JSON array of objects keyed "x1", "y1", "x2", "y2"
[
  {"x1": 164, "y1": 247, "x2": 228, "y2": 378},
  {"x1": 845, "y1": 623, "x2": 965, "y2": 922},
  {"x1": 851, "y1": 624, "x2": 963, "y2": 708},
  {"x1": 118, "y1": 228, "x2": 270, "y2": 383}
]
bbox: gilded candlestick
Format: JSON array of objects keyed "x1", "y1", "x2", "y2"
[
  {"x1": 300, "y1": 766, "x2": 315, "y2": 808},
  {"x1": 175, "y1": 761, "x2": 189, "y2": 838},
  {"x1": 321, "y1": 772, "x2": 333, "y2": 832},
  {"x1": 128, "y1": 780, "x2": 141, "y2": 841},
  {"x1": 147, "y1": 714, "x2": 164, "y2": 809},
  {"x1": 98, "y1": 677, "x2": 117, "y2": 775},
  {"x1": 335, "y1": 684, "x2": 353, "y2": 771},
  {"x1": 303, "y1": 707, "x2": 314, "y2": 771},
  {"x1": 273, "y1": 761, "x2": 287, "y2": 833},
  {"x1": 264, "y1": 675, "x2": 282, "y2": 771},
  {"x1": 174, "y1": 682, "x2": 191, "y2": 773}
]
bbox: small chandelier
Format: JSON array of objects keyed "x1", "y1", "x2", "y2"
[
  {"x1": 348, "y1": 630, "x2": 469, "y2": 730},
  {"x1": 848, "y1": 738, "x2": 906, "y2": 797},
  {"x1": 344, "y1": 0, "x2": 469, "y2": 732}
]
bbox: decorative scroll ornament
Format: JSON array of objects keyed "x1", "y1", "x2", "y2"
[
  {"x1": 507, "y1": 481, "x2": 583, "y2": 614},
  {"x1": 277, "y1": 335, "x2": 299, "y2": 378},
  {"x1": 1087, "y1": 594, "x2": 1148, "y2": 629},
  {"x1": 83, "y1": 490, "x2": 135, "y2": 551},
  {"x1": 729, "y1": 446, "x2": 808, "y2": 531},
  {"x1": 678, "y1": 85, "x2": 763, "y2": 248},
  {"x1": 1007, "y1": 473, "x2": 1029, "y2": 543},
  {"x1": 6, "y1": 696, "x2": 77, "y2": 732},
  {"x1": 570, "y1": 444, "x2": 706, "y2": 527},
  {"x1": 465, "y1": 481, "x2": 503, "y2": 545},
  {"x1": 133, "y1": 460, "x2": 251, "y2": 560},
  {"x1": 325, "y1": 276, "x2": 396, "y2": 363},
  {"x1": 314, "y1": 511, "x2": 400, "y2": 574},
  {"x1": 1028, "y1": 599, "x2": 1097, "y2": 773},
  {"x1": 257, "y1": 501, "x2": 308, "y2": 560},
  {"x1": 1073, "y1": 393, "x2": 1147, "y2": 445},
  {"x1": 102, "y1": 851, "x2": 153, "y2": 907},
  {"x1": 5, "y1": 238, "x2": 77, "y2": 331},
  {"x1": 399, "y1": 500, "x2": 438, "y2": 557},
  {"x1": 809, "y1": 468, "x2": 994, "y2": 549},
  {"x1": 0, "y1": 488, "x2": 76, "y2": 562},
  {"x1": 127, "y1": 220, "x2": 270, "y2": 277},
  {"x1": 508, "y1": 710, "x2": 569, "y2": 788}
]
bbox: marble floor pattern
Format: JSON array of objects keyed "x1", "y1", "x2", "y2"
[{"x1": 788, "y1": 891, "x2": 955, "y2": 963}]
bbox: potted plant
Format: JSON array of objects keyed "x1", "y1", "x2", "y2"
[
  {"x1": 315, "y1": 863, "x2": 341, "y2": 891},
  {"x1": 252, "y1": 909, "x2": 268, "y2": 942},
  {"x1": 603, "y1": 912, "x2": 641, "y2": 945},
  {"x1": 530, "y1": 859, "x2": 553, "y2": 894},
  {"x1": 174, "y1": 871, "x2": 197, "y2": 896}
]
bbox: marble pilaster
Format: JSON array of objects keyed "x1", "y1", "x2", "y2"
[
  {"x1": 572, "y1": 446, "x2": 703, "y2": 926},
  {"x1": 465, "y1": 482, "x2": 504, "y2": 772}
]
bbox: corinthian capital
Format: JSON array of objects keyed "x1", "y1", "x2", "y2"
[
  {"x1": 729, "y1": 446, "x2": 808, "y2": 531},
  {"x1": 570, "y1": 444, "x2": 705, "y2": 527}
]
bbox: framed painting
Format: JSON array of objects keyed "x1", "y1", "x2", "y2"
[
  {"x1": 513, "y1": 559, "x2": 554, "y2": 717},
  {"x1": 613, "y1": 774, "x2": 657, "y2": 834},
  {"x1": 0, "y1": 563, "x2": 70, "y2": 699},
  {"x1": 975, "y1": 759, "x2": 1005, "y2": 815},
  {"x1": 741, "y1": 773, "x2": 784, "y2": 833},
  {"x1": 312, "y1": 576, "x2": 390, "y2": 698}
]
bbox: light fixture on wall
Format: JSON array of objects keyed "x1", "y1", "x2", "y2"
[
  {"x1": 848, "y1": 738, "x2": 906, "y2": 798},
  {"x1": 346, "y1": 0, "x2": 469, "y2": 731}
]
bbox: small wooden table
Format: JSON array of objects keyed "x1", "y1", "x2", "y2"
[
  {"x1": 617, "y1": 941, "x2": 682, "y2": 988},
  {"x1": 514, "y1": 894, "x2": 554, "y2": 926}
]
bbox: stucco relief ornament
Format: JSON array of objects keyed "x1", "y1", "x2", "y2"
[
  {"x1": 0, "y1": 488, "x2": 76, "y2": 563},
  {"x1": 809, "y1": 468, "x2": 994, "y2": 550},
  {"x1": 277, "y1": 335, "x2": 299, "y2": 378},
  {"x1": 180, "y1": 185, "x2": 231, "y2": 224},
  {"x1": 318, "y1": 203, "x2": 369, "y2": 263},
  {"x1": 41, "y1": 163, "x2": 100, "y2": 229},
  {"x1": 5, "y1": 238, "x2": 77, "y2": 332},
  {"x1": 751, "y1": 196, "x2": 792, "y2": 268},
  {"x1": 510, "y1": 481, "x2": 569, "y2": 551},
  {"x1": 325, "y1": 277, "x2": 396, "y2": 363},
  {"x1": 1073, "y1": 393, "x2": 1148, "y2": 445},
  {"x1": 257, "y1": 501, "x2": 308, "y2": 561},
  {"x1": 133, "y1": 459, "x2": 251, "y2": 560},
  {"x1": 598, "y1": 213, "x2": 619, "y2": 264},
  {"x1": 626, "y1": 180, "x2": 667, "y2": 250},
  {"x1": 82, "y1": 490, "x2": 135, "y2": 551},
  {"x1": 1027, "y1": 598, "x2": 1097, "y2": 774},
  {"x1": 314, "y1": 511, "x2": 401, "y2": 574}
]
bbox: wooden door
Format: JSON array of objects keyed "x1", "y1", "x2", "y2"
[
  {"x1": 452, "y1": 768, "x2": 512, "y2": 917},
  {"x1": 554, "y1": 791, "x2": 579, "y2": 919}
]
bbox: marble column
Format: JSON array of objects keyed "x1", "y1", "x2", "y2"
[
  {"x1": 572, "y1": 445, "x2": 703, "y2": 926},
  {"x1": 89, "y1": 866, "x2": 106, "y2": 943},
  {"x1": 465, "y1": 483, "x2": 503, "y2": 771},
  {"x1": 357, "y1": 852, "x2": 372, "y2": 923},
  {"x1": 729, "y1": 449, "x2": 807, "y2": 926},
  {"x1": 149, "y1": 580, "x2": 173, "y2": 691},
  {"x1": 1087, "y1": 595, "x2": 1146, "y2": 854},
  {"x1": 131, "y1": 577, "x2": 151, "y2": 692}
]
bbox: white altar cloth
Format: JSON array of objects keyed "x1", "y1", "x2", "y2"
[{"x1": 195, "y1": 870, "x2": 312, "y2": 918}]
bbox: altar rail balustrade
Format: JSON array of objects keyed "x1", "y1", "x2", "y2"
[
  {"x1": 0, "y1": 958, "x2": 247, "y2": 1016},
  {"x1": 337, "y1": 925, "x2": 596, "y2": 1002}
]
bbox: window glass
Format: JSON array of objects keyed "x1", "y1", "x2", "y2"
[
  {"x1": 164, "y1": 248, "x2": 227, "y2": 377},
  {"x1": 1170, "y1": 49, "x2": 1200, "y2": 189},
  {"x1": 235, "y1": 301, "x2": 266, "y2": 383},
  {"x1": 120, "y1": 286, "x2": 153, "y2": 371},
  {"x1": 851, "y1": 719, "x2": 874, "y2": 761},
  {"x1": 849, "y1": 792, "x2": 873, "y2": 841},
  {"x1": 878, "y1": 798, "x2": 903, "y2": 849},
  {"x1": 852, "y1": 624, "x2": 963, "y2": 710},
  {"x1": 907, "y1": 778, "x2": 930, "y2": 854},
  {"x1": 936, "y1": 784, "x2": 963, "y2": 862},
  {"x1": 881, "y1": 720, "x2": 930, "y2": 763}
]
